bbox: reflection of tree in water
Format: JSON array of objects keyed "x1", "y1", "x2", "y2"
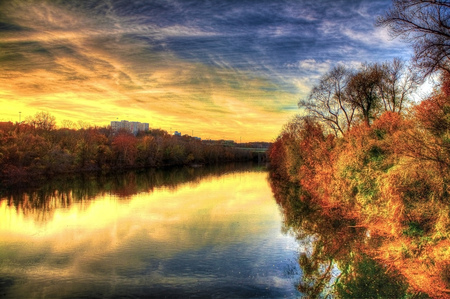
[
  {"x1": 0, "y1": 162, "x2": 258, "y2": 219},
  {"x1": 269, "y1": 175, "x2": 425, "y2": 298}
]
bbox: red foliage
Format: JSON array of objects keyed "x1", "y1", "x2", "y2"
[
  {"x1": 372, "y1": 111, "x2": 402, "y2": 135},
  {"x1": 0, "y1": 122, "x2": 14, "y2": 132},
  {"x1": 415, "y1": 93, "x2": 450, "y2": 136},
  {"x1": 112, "y1": 134, "x2": 138, "y2": 166}
]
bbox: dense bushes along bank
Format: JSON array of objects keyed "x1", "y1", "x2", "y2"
[
  {"x1": 0, "y1": 119, "x2": 258, "y2": 182},
  {"x1": 268, "y1": 1, "x2": 450, "y2": 295},
  {"x1": 269, "y1": 75, "x2": 450, "y2": 296}
]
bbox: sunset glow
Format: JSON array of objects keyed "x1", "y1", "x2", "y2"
[{"x1": 0, "y1": 0, "x2": 410, "y2": 141}]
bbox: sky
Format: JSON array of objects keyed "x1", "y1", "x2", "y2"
[{"x1": 0, "y1": 0, "x2": 414, "y2": 142}]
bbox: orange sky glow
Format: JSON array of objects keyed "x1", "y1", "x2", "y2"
[{"x1": 0, "y1": 0, "x2": 412, "y2": 142}]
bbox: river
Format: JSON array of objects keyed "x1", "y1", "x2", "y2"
[{"x1": 0, "y1": 164, "x2": 302, "y2": 298}]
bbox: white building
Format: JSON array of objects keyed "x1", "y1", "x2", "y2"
[{"x1": 111, "y1": 120, "x2": 149, "y2": 135}]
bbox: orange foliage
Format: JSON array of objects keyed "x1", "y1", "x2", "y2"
[
  {"x1": 415, "y1": 90, "x2": 450, "y2": 137},
  {"x1": 0, "y1": 115, "x2": 256, "y2": 180},
  {"x1": 373, "y1": 238, "x2": 450, "y2": 298},
  {"x1": 112, "y1": 134, "x2": 138, "y2": 166},
  {"x1": 372, "y1": 111, "x2": 402, "y2": 134},
  {"x1": 268, "y1": 135, "x2": 288, "y2": 180},
  {"x1": 270, "y1": 79, "x2": 450, "y2": 296}
]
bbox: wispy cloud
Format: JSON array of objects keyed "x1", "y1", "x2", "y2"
[
  {"x1": 0, "y1": 0, "x2": 411, "y2": 141},
  {"x1": 286, "y1": 59, "x2": 332, "y2": 74}
]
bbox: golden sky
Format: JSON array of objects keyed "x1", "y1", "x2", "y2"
[{"x1": 0, "y1": 0, "x2": 410, "y2": 141}]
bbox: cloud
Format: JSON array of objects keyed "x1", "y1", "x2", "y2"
[
  {"x1": 341, "y1": 26, "x2": 407, "y2": 49},
  {"x1": 315, "y1": 1, "x2": 409, "y2": 54},
  {"x1": 286, "y1": 59, "x2": 332, "y2": 74},
  {"x1": 0, "y1": 0, "x2": 412, "y2": 141}
]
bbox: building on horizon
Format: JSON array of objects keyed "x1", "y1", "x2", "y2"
[{"x1": 111, "y1": 120, "x2": 149, "y2": 135}]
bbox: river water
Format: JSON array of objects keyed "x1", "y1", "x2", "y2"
[{"x1": 0, "y1": 164, "x2": 301, "y2": 298}]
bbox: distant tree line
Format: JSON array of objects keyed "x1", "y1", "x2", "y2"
[{"x1": 0, "y1": 113, "x2": 257, "y2": 181}]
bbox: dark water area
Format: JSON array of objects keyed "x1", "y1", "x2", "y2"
[{"x1": 0, "y1": 163, "x2": 302, "y2": 298}]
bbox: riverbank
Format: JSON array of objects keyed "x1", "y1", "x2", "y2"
[
  {"x1": 0, "y1": 120, "x2": 268, "y2": 185},
  {"x1": 268, "y1": 79, "x2": 450, "y2": 297}
]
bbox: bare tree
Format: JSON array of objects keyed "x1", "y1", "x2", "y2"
[
  {"x1": 301, "y1": 61, "x2": 418, "y2": 132},
  {"x1": 26, "y1": 111, "x2": 56, "y2": 131},
  {"x1": 379, "y1": 58, "x2": 421, "y2": 113},
  {"x1": 299, "y1": 65, "x2": 356, "y2": 136},
  {"x1": 345, "y1": 63, "x2": 384, "y2": 126},
  {"x1": 377, "y1": 0, "x2": 450, "y2": 76}
]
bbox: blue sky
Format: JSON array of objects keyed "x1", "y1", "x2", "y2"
[{"x1": 0, "y1": 0, "x2": 413, "y2": 141}]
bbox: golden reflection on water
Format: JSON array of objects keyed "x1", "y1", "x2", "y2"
[
  {"x1": 1, "y1": 171, "x2": 277, "y2": 243},
  {"x1": 0, "y1": 170, "x2": 295, "y2": 298}
]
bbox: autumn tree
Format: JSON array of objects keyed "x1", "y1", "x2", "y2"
[
  {"x1": 26, "y1": 111, "x2": 56, "y2": 132},
  {"x1": 74, "y1": 128, "x2": 111, "y2": 170},
  {"x1": 299, "y1": 65, "x2": 356, "y2": 136},
  {"x1": 405, "y1": 73, "x2": 450, "y2": 170},
  {"x1": 346, "y1": 63, "x2": 385, "y2": 126},
  {"x1": 136, "y1": 135, "x2": 161, "y2": 167},
  {"x1": 301, "y1": 60, "x2": 417, "y2": 132},
  {"x1": 377, "y1": 0, "x2": 450, "y2": 76},
  {"x1": 279, "y1": 115, "x2": 309, "y2": 181},
  {"x1": 112, "y1": 133, "x2": 138, "y2": 167},
  {"x1": 60, "y1": 119, "x2": 76, "y2": 129}
]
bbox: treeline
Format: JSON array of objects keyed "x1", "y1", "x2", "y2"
[
  {"x1": 0, "y1": 114, "x2": 255, "y2": 181},
  {"x1": 269, "y1": 1, "x2": 450, "y2": 297},
  {"x1": 271, "y1": 76, "x2": 450, "y2": 298}
]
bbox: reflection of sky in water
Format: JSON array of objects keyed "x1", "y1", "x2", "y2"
[{"x1": 0, "y1": 171, "x2": 300, "y2": 298}]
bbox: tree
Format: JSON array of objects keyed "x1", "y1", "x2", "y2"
[
  {"x1": 26, "y1": 111, "x2": 56, "y2": 131},
  {"x1": 60, "y1": 119, "x2": 76, "y2": 129},
  {"x1": 404, "y1": 73, "x2": 450, "y2": 170},
  {"x1": 377, "y1": 0, "x2": 450, "y2": 76},
  {"x1": 379, "y1": 58, "x2": 421, "y2": 113},
  {"x1": 345, "y1": 63, "x2": 384, "y2": 126},
  {"x1": 112, "y1": 133, "x2": 138, "y2": 166},
  {"x1": 299, "y1": 65, "x2": 356, "y2": 136},
  {"x1": 302, "y1": 60, "x2": 418, "y2": 130}
]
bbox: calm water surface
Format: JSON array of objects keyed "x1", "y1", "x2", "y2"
[{"x1": 0, "y1": 165, "x2": 301, "y2": 298}]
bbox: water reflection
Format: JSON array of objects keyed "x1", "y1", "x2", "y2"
[
  {"x1": 268, "y1": 175, "x2": 430, "y2": 298},
  {"x1": 0, "y1": 163, "x2": 300, "y2": 298}
]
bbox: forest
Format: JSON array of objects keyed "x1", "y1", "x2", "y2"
[
  {"x1": 269, "y1": 0, "x2": 450, "y2": 297},
  {"x1": 0, "y1": 115, "x2": 257, "y2": 183}
]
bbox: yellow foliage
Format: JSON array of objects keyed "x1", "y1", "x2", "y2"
[{"x1": 270, "y1": 107, "x2": 450, "y2": 296}]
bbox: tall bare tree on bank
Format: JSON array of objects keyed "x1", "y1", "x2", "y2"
[
  {"x1": 346, "y1": 63, "x2": 385, "y2": 126},
  {"x1": 377, "y1": 0, "x2": 450, "y2": 76},
  {"x1": 300, "y1": 60, "x2": 419, "y2": 132},
  {"x1": 298, "y1": 65, "x2": 356, "y2": 137},
  {"x1": 379, "y1": 58, "x2": 421, "y2": 113}
]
